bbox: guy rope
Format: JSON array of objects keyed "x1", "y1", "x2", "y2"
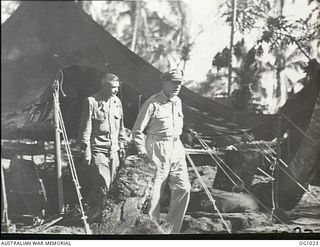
[
  {"x1": 245, "y1": 134, "x2": 320, "y2": 205},
  {"x1": 52, "y1": 77, "x2": 92, "y2": 234},
  {"x1": 192, "y1": 131, "x2": 291, "y2": 229},
  {"x1": 186, "y1": 154, "x2": 232, "y2": 233}
]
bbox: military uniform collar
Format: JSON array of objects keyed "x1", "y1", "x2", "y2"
[
  {"x1": 93, "y1": 92, "x2": 118, "y2": 102},
  {"x1": 158, "y1": 90, "x2": 178, "y2": 104}
]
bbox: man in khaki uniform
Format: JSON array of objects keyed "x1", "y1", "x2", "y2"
[
  {"x1": 132, "y1": 68, "x2": 191, "y2": 234},
  {"x1": 79, "y1": 73, "x2": 126, "y2": 209}
]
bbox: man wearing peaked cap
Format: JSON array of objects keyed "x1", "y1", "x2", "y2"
[
  {"x1": 132, "y1": 68, "x2": 191, "y2": 234},
  {"x1": 160, "y1": 68, "x2": 184, "y2": 82},
  {"x1": 78, "y1": 73, "x2": 126, "y2": 212}
]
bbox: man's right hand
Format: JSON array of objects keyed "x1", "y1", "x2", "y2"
[{"x1": 83, "y1": 157, "x2": 92, "y2": 166}]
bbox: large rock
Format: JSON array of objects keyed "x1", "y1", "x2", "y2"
[
  {"x1": 90, "y1": 155, "x2": 165, "y2": 234},
  {"x1": 189, "y1": 166, "x2": 217, "y2": 192},
  {"x1": 181, "y1": 215, "x2": 230, "y2": 234},
  {"x1": 181, "y1": 211, "x2": 269, "y2": 233},
  {"x1": 109, "y1": 155, "x2": 157, "y2": 205},
  {"x1": 91, "y1": 197, "x2": 164, "y2": 234}
]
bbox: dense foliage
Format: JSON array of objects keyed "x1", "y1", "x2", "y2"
[
  {"x1": 79, "y1": 1, "x2": 193, "y2": 72},
  {"x1": 209, "y1": 0, "x2": 319, "y2": 113},
  {"x1": 2, "y1": 0, "x2": 318, "y2": 113}
]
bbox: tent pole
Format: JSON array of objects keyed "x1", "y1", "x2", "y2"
[
  {"x1": 1, "y1": 164, "x2": 9, "y2": 226},
  {"x1": 138, "y1": 94, "x2": 142, "y2": 111},
  {"x1": 53, "y1": 81, "x2": 65, "y2": 214}
]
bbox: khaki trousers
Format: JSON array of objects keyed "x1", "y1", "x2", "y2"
[
  {"x1": 146, "y1": 135, "x2": 191, "y2": 234},
  {"x1": 88, "y1": 151, "x2": 119, "y2": 207}
]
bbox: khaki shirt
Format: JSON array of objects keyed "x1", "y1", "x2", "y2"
[
  {"x1": 132, "y1": 90, "x2": 184, "y2": 154},
  {"x1": 79, "y1": 94, "x2": 126, "y2": 159}
]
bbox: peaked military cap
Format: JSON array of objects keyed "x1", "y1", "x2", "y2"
[{"x1": 160, "y1": 68, "x2": 184, "y2": 82}]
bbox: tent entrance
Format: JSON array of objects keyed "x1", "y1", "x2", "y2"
[
  {"x1": 58, "y1": 65, "x2": 104, "y2": 138},
  {"x1": 58, "y1": 65, "x2": 144, "y2": 135},
  {"x1": 59, "y1": 65, "x2": 104, "y2": 100}
]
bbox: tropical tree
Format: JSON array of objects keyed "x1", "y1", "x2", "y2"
[
  {"x1": 210, "y1": 0, "x2": 319, "y2": 112},
  {"x1": 81, "y1": 1, "x2": 194, "y2": 71},
  {"x1": 211, "y1": 39, "x2": 267, "y2": 112},
  {"x1": 2, "y1": 1, "x2": 196, "y2": 72},
  {"x1": 261, "y1": 2, "x2": 318, "y2": 106}
]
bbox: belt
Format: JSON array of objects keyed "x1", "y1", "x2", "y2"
[
  {"x1": 91, "y1": 139, "x2": 112, "y2": 149},
  {"x1": 149, "y1": 134, "x2": 179, "y2": 141}
]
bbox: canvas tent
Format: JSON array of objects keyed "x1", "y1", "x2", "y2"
[
  {"x1": 1, "y1": 1, "x2": 318, "y2": 149},
  {"x1": 2, "y1": 1, "x2": 320, "y2": 217}
]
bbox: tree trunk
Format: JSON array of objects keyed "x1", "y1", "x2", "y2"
[
  {"x1": 251, "y1": 89, "x2": 320, "y2": 210},
  {"x1": 130, "y1": 2, "x2": 139, "y2": 52}
]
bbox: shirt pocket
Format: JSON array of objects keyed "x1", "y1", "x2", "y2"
[
  {"x1": 155, "y1": 108, "x2": 172, "y2": 129},
  {"x1": 93, "y1": 111, "x2": 109, "y2": 133},
  {"x1": 113, "y1": 107, "x2": 122, "y2": 130},
  {"x1": 176, "y1": 110, "x2": 184, "y2": 130}
]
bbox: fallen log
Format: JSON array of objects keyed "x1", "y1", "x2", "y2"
[{"x1": 187, "y1": 188, "x2": 259, "y2": 213}]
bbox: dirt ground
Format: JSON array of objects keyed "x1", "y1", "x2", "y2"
[
  {"x1": 2, "y1": 151, "x2": 319, "y2": 235},
  {"x1": 5, "y1": 161, "x2": 319, "y2": 235},
  {"x1": 12, "y1": 186, "x2": 320, "y2": 235}
]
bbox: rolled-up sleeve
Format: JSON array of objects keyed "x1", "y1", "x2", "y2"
[
  {"x1": 132, "y1": 101, "x2": 154, "y2": 154},
  {"x1": 78, "y1": 98, "x2": 92, "y2": 160}
]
